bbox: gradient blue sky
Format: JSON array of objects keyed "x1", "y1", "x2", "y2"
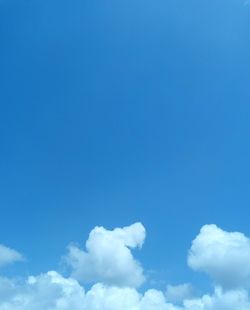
[{"x1": 0, "y1": 0, "x2": 250, "y2": 289}]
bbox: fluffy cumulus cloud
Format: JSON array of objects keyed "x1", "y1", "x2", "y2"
[
  {"x1": 1, "y1": 274, "x2": 250, "y2": 310},
  {"x1": 0, "y1": 244, "x2": 23, "y2": 267},
  {"x1": 1, "y1": 223, "x2": 250, "y2": 309},
  {"x1": 0, "y1": 271, "x2": 170, "y2": 310},
  {"x1": 65, "y1": 222, "x2": 145, "y2": 287},
  {"x1": 188, "y1": 224, "x2": 250, "y2": 289}
]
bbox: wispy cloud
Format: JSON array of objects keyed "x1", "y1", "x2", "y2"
[{"x1": 0, "y1": 244, "x2": 23, "y2": 268}]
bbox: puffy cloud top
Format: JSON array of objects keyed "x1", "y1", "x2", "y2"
[
  {"x1": 66, "y1": 222, "x2": 146, "y2": 288},
  {"x1": 188, "y1": 224, "x2": 250, "y2": 289},
  {"x1": 0, "y1": 244, "x2": 23, "y2": 267}
]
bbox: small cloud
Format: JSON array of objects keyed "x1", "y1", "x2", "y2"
[{"x1": 0, "y1": 244, "x2": 24, "y2": 268}]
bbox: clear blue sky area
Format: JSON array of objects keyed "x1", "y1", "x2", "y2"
[{"x1": 0, "y1": 0, "x2": 250, "y2": 287}]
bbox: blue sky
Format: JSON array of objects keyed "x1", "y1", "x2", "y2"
[{"x1": 0, "y1": 0, "x2": 250, "y2": 308}]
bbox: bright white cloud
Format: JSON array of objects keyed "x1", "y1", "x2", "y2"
[
  {"x1": 84, "y1": 283, "x2": 169, "y2": 310},
  {"x1": 188, "y1": 224, "x2": 250, "y2": 289},
  {"x1": 1, "y1": 223, "x2": 250, "y2": 309},
  {"x1": 65, "y1": 222, "x2": 145, "y2": 288},
  {"x1": 0, "y1": 244, "x2": 23, "y2": 267}
]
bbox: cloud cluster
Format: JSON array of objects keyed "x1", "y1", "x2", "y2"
[
  {"x1": 0, "y1": 271, "x2": 169, "y2": 310},
  {"x1": 1, "y1": 223, "x2": 250, "y2": 309}
]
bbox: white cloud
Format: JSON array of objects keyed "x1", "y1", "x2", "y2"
[
  {"x1": 0, "y1": 244, "x2": 23, "y2": 267},
  {"x1": 188, "y1": 224, "x2": 250, "y2": 289},
  {"x1": 0, "y1": 276, "x2": 18, "y2": 302},
  {"x1": 84, "y1": 283, "x2": 169, "y2": 310},
  {"x1": 0, "y1": 271, "x2": 86, "y2": 310},
  {"x1": 1, "y1": 274, "x2": 250, "y2": 310},
  {"x1": 0, "y1": 272, "x2": 172, "y2": 310},
  {"x1": 184, "y1": 287, "x2": 250, "y2": 310},
  {"x1": 1, "y1": 223, "x2": 250, "y2": 309},
  {"x1": 65, "y1": 222, "x2": 145, "y2": 288}
]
